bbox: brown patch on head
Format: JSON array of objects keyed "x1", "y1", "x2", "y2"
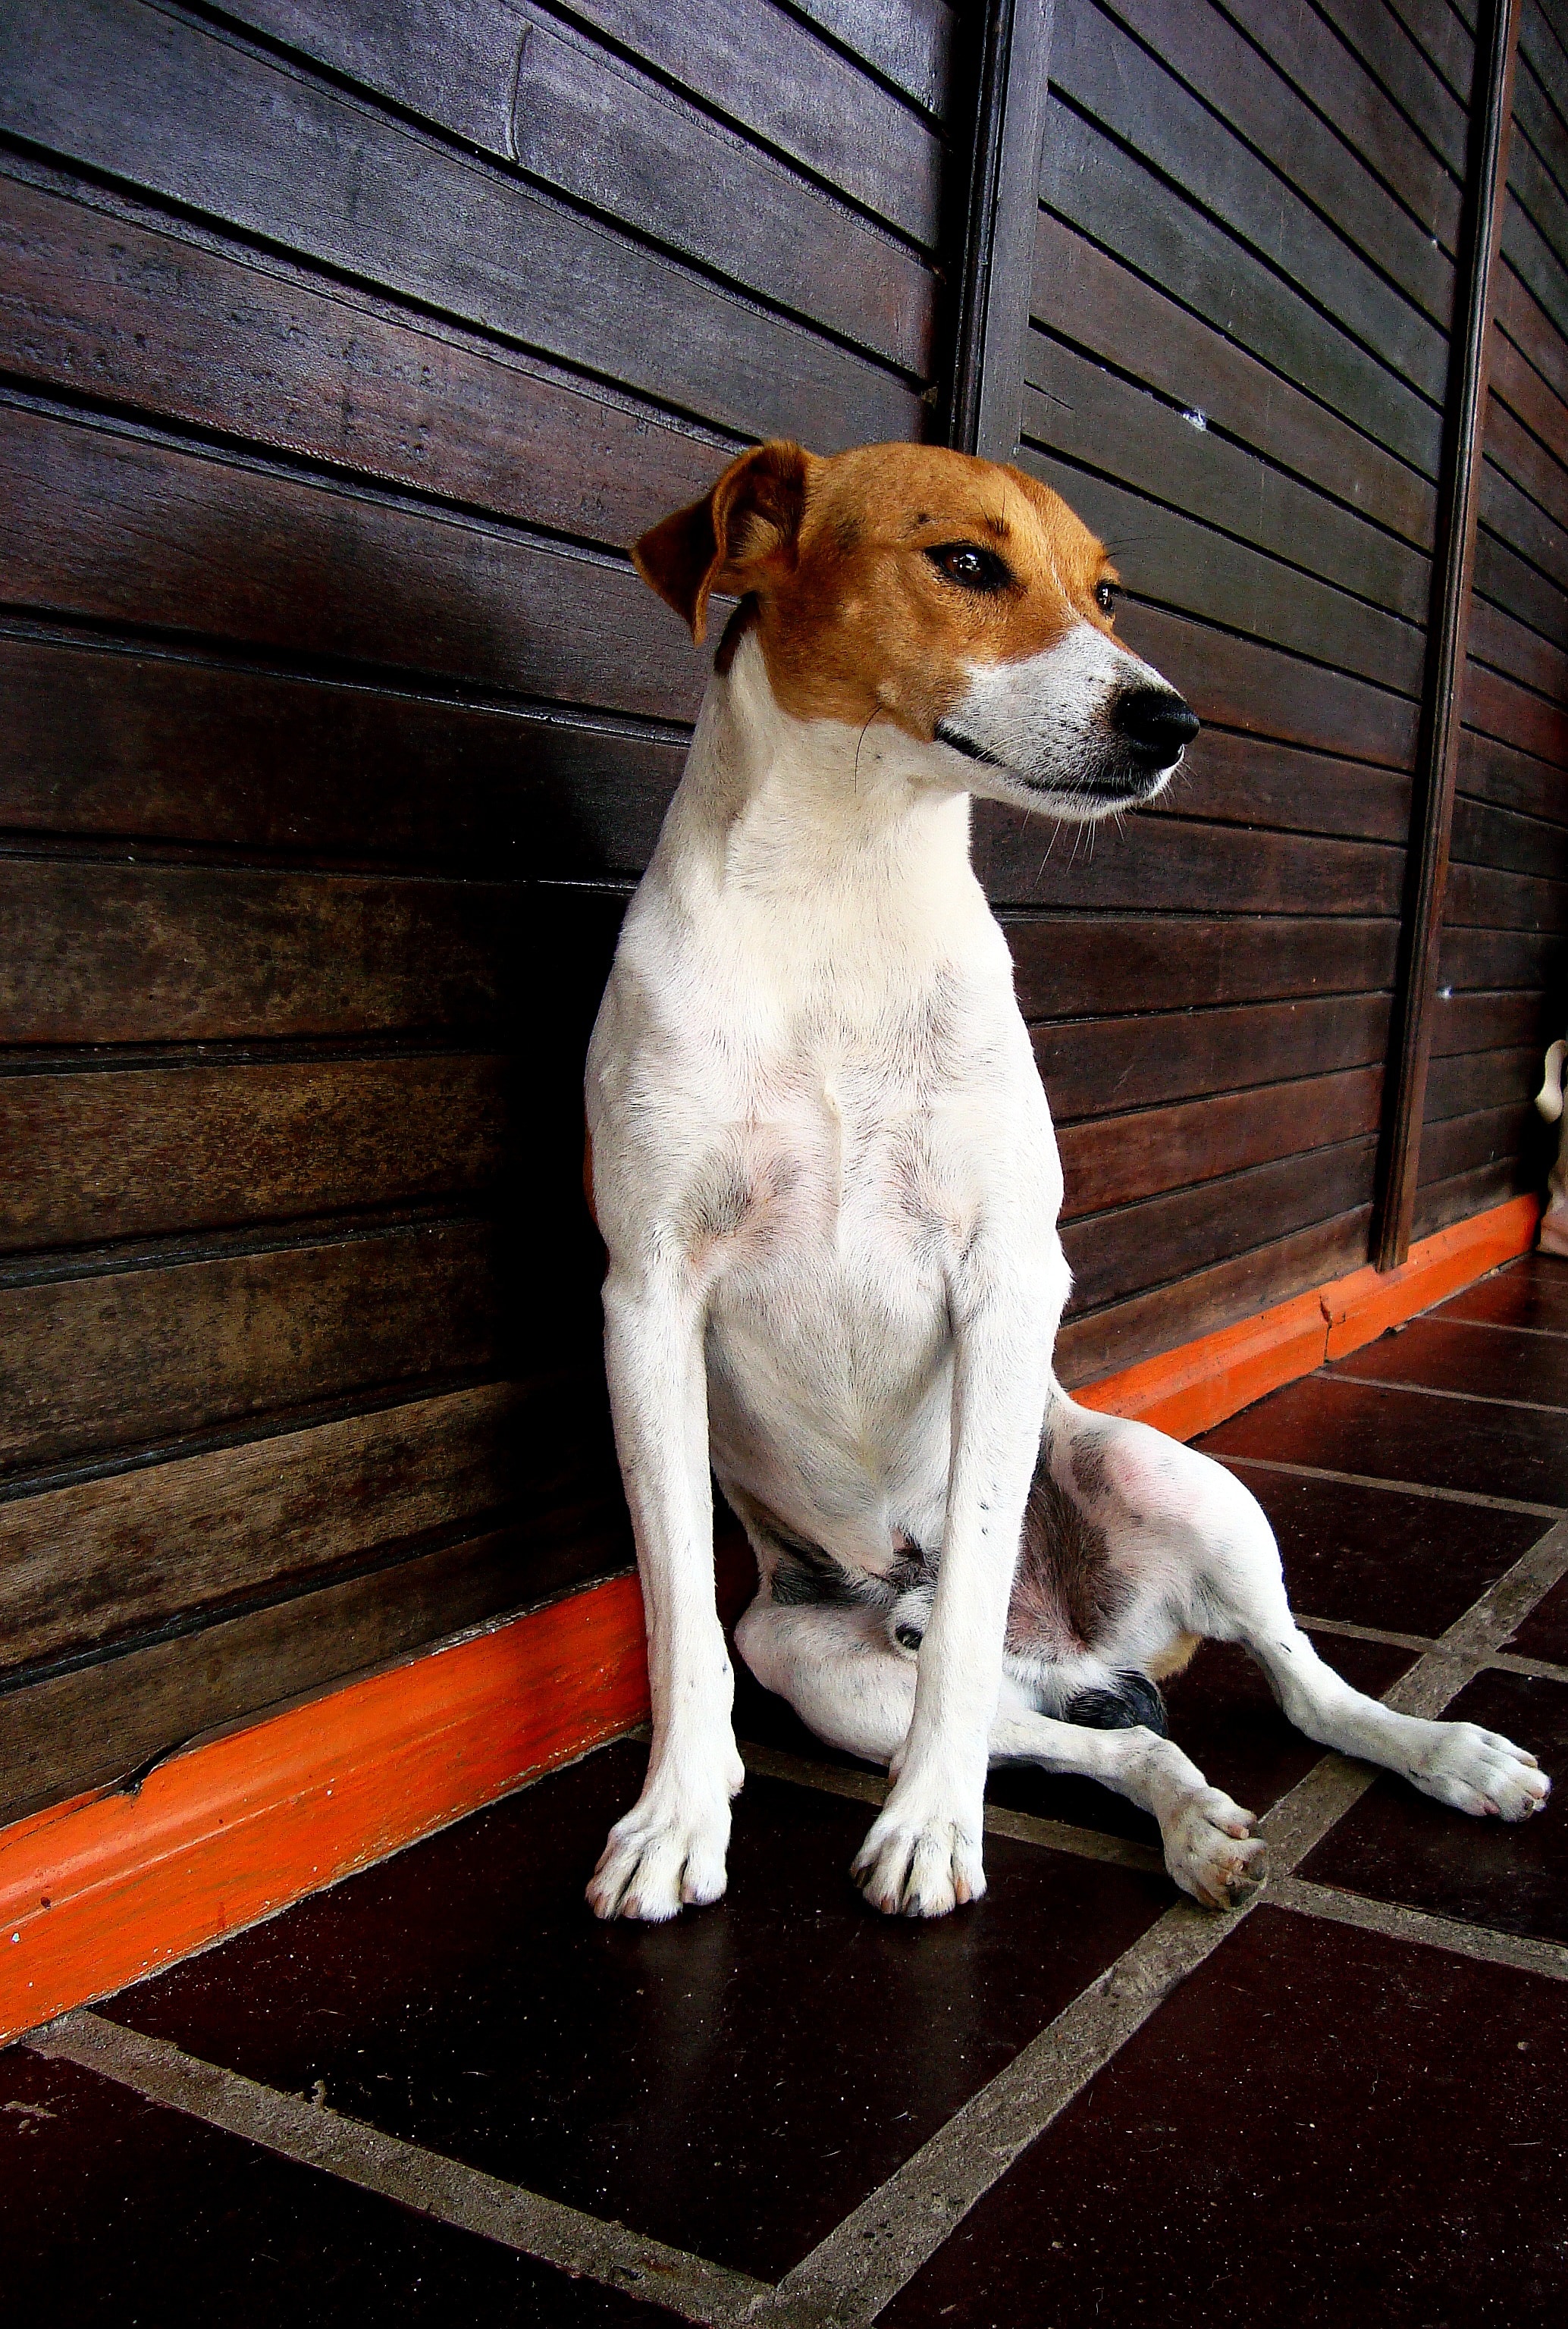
[{"x1": 631, "y1": 440, "x2": 1119, "y2": 741}]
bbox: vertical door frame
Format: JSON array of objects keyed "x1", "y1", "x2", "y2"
[
  {"x1": 1376, "y1": 0, "x2": 1522, "y2": 1269},
  {"x1": 946, "y1": 0, "x2": 1054, "y2": 460}
]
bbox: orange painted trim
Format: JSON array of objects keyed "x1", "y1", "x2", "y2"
[
  {"x1": 0, "y1": 1573, "x2": 650, "y2": 2048},
  {"x1": 0, "y1": 1193, "x2": 1540, "y2": 2045},
  {"x1": 1079, "y1": 1192, "x2": 1541, "y2": 1441}
]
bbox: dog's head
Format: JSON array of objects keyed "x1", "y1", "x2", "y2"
[{"x1": 632, "y1": 438, "x2": 1196, "y2": 820}]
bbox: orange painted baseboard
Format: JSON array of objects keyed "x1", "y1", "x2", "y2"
[
  {"x1": 1077, "y1": 1193, "x2": 1541, "y2": 1440},
  {"x1": 0, "y1": 1191, "x2": 1541, "y2": 2047}
]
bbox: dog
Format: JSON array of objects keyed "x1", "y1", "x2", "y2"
[
  {"x1": 583, "y1": 439, "x2": 1549, "y2": 1923},
  {"x1": 1535, "y1": 1039, "x2": 1568, "y2": 1255}
]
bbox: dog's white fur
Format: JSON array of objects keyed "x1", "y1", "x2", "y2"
[{"x1": 585, "y1": 447, "x2": 1548, "y2": 1922}]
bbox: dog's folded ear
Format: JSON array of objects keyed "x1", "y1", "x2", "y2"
[{"x1": 632, "y1": 441, "x2": 814, "y2": 643}]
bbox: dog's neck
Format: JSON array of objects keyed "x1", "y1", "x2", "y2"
[{"x1": 651, "y1": 632, "x2": 980, "y2": 944}]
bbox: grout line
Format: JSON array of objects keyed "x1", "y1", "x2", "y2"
[
  {"x1": 762, "y1": 1516, "x2": 1568, "y2": 2328},
  {"x1": 26, "y1": 2012, "x2": 771, "y2": 2329},
  {"x1": 737, "y1": 1741, "x2": 1162, "y2": 1875},
  {"x1": 1322, "y1": 1370, "x2": 1568, "y2": 1421},
  {"x1": 1216, "y1": 1454, "x2": 1563, "y2": 1519},
  {"x1": 1269, "y1": 1878, "x2": 1568, "y2": 1985},
  {"x1": 1425, "y1": 1313, "x2": 1568, "y2": 1343},
  {"x1": 1489, "y1": 1649, "x2": 1568, "y2": 1681},
  {"x1": 1299, "y1": 1613, "x2": 1438, "y2": 1652}
]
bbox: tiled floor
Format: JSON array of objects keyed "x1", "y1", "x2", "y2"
[{"x1": 6, "y1": 1255, "x2": 1568, "y2": 2324}]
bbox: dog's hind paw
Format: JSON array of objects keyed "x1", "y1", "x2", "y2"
[
  {"x1": 586, "y1": 1797, "x2": 732, "y2": 1923},
  {"x1": 1405, "y1": 1721, "x2": 1551, "y2": 1822},
  {"x1": 1164, "y1": 1787, "x2": 1266, "y2": 1911},
  {"x1": 851, "y1": 1805, "x2": 986, "y2": 1918}
]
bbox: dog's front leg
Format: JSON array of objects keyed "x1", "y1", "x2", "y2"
[
  {"x1": 587, "y1": 1263, "x2": 745, "y2": 1922},
  {"x1": 852, "y1": 1271, "x2": 1055, "y2": 1917}
]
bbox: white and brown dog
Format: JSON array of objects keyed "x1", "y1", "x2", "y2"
[{"x1": 584, "y1": 439, "x2": 1549, "y2": 1923}]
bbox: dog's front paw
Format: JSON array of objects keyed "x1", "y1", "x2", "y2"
[
  {"x1": 851, "y1": 1795, "x2": 986, "y2": 1918},
  {"x1": 586, "y1": 1793, "x2": 733, "y2": 1923},
  {"x1": 1406, "y1": 1721, "x2": 1551, "y2": 1822},
  {"x1": 1164, "y1": 1786, "x2": 1266, "y2": 1911}
]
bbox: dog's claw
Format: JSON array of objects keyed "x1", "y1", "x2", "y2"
[
  {"x1": 587, "y1": 1787, "x2": 736, "y2": 1922},
  {"x1": 851, "y1": 1805, "x2": 986, "y2": 1919},
  {"x1": 1164, "y1": 1786, "x2": 1266, "y2": 1911},
  {"x1": 1403, "y1": 1722, "x2": 1551, "y2": 1823}
]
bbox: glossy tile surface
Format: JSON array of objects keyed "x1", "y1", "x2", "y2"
[
  {"x1": 1438, "y1": 1253, "x2": 1568, "y2": 1335},
  {"x1": 1330, "y1": 1316, "x2": 1568, "y2": 1406},
  {"x1": 1202, "y1": 1371, "x2": 1568, "y2": 1506},
  {"x1": 1302, "y1": 1669, "x2": 1568, "y2": 1945},
  {"x1": 103, "y1": 1741, "x2": 1167, "y2": 2280},
  {"x1": 1220, "y1": 1460, "x2": 1546, "y2": 1632},
  {"x1": 0, "y1": 2045, "x2": 664, "y2": 2326},
  {"x1": 882, "y1": 1907, "x2": 1568, "y2": 2327}
]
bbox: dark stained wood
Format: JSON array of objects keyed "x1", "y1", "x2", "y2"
[
  {"x1": 1039, "y1": 52, "x2": 1445, "y2": 471},
  {"x1": 0, "y1": 1054, "x2": 506, "y2": 1252},
  {"x1": 1462, "y1": 656, "x2": 1568, "y2": 763},
  {"x1": 1495, "y1": 252, "x2": 1568, "y2": 406},
  {"x1": 1418, "y1": 1096, "x2": 1543, "y2": 1183},
  {"x1": 1140, "y1": 729, "x2": 1412, "y2": 846},
  {"x1": 1055, "y1": 1205, "x2": 1374, "y2": 1386},
  {"x1": 1451, "y1": 789, "x2": 1568, "y2": 881},
  {"x1": 1438, "y1": 919, "x2": 1568, "y2": 990},
  {"x1": 0, "y1": 1518, "x2": 624, "y2": 1826},
  {"x1": 1061, "y1": 1136, "x2": 1379, "y2": 1315},
  {"x1": 0, "y1": 400, "x2": 712, "y2": 726},
  {"x1": 1056, "y1": 1066, "x2": 1383, "y2": 1221},
  {"x1": 0, "y1": 630, "x2": 684, "y2": 878},
  {"x1": 1381, "y1": 0, "x2": 1523, "y2": 1268},
  {"x1": 1446, "y1": 854, "x2": 1568, "y2": 928},
  {"x1": 1412, "y1": 1153, "x2": 1535, "y2": 1236},
  {"x1": 0, "y1": 0, "x2": 920, "y2": 448},
  {"x1": 1115, "y1": 603, "x2": 1420, "y2": 770},
  {"x1": 1035, "y1": 994, "x2": 1393, "y2": 1126},
  {"x1": 0, "y1": 171, "x2": 729, "y2": 550},
  {"x1": 1474, "y1": 500, "x2": 1568, "y2": 632},
  {"x1": 1426, "y1": 1042, "x2": 1540, "y2": 1117},
  {"x1": 1019, "y1": 347, "x2": 1429, "y2": 621},
  {"x1": 529, "y1": 0, "x2": 946, "y2": 243},
  {"x1": 0, "y1": 1218, "x2": 502, "y2": 1476},
  {"x1": 1469, "y1": 591, "x2": 1568, "y2": 699},
  {"x1": 976, "y1": 804, "x2": 1403, "y2": 917},
  {"x1": 1005, "y1": 914, "x2": 1400, "y2": 1020},
  {"x1": 1458, "y1": 723, "x2": 1568, "y2": 817},
  {"x1": 948, "y1": 0, "x2": 1052, "y2": 460},
  {"x1": 1028, "y1": 211, "x2": 1436, "y2": 549},
  {"x1": 1225, "y1": 0, "x2": 1466, "y2": 252},
  {"x1": 1096, "y1": 0, "x2": 1457, "y2": 321},
  {"x1": 1430, "y1": 986, "x2": 1549, "y2": 1055},
  {"x1": 792, "y1": 0, "x2": 955, "y2": 115},
  {"x1": 1489, "y1": 299, "x2": 1568, "y2": 455},
  {"x1": 1321, "y1": 0, "x2": 1469, "y2": 169},
  {"x1": 1485, "y1": 374, "x2": 1568, "y2": 534},
  {"x1": 0, "y1": 860, "x2": 516, "y2": 1045}
]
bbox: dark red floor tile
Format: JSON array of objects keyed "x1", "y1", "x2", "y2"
[
  {"x1": 0, "y1": 2044, "x2": 666, "y2": 2326},
  {"x1": 1508, "y1": 1575, "x2": 1568, "y2": 1665},
  {"x1": 986, "y1": 1635, "x2": 1412, "y2": 1840},
  {"x1": 1300, "y1": 1669, "x2": 1568, "y2": 1945},
  {"x1": 882, "y1": 1906, "x2": 1568, "y2": 2328},
  {"x1": 1201, "y1": 1372, "x2": 1568, "y2": 1506},
  {"x1": 1438, "y1": 1254, "x2": 1568, "y2": 1336},
  {"x1": 1330, "y1": 1317, "x2": 1568, "y2": 1406},
  {"x1": 1222, "y1": 1461, "x2": 1544, "y2": 1632},
  {"x1": 102, "y1": 1740, "x2": 1168, "y2": 2282}
]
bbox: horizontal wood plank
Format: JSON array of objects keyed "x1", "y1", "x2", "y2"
[
  {"x1": 1005, "y1": 912, "x2": 1400, "y2": 1019},
  {"x1": 1035, "y1": 993, "x2": 1392, "y2": 1124},
  {"x1": 975, "y1": 803, "x2": 1403, "y2": 917},
  {"x1": 0, "y1": 1218, "x2": 502, "y2": 1476},
  {"x1": 0, "y1": 1053, "x2": 505, "y2": 1252}
]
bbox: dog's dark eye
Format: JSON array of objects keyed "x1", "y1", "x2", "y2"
[
  {"x1": 1095, "y1": 580, "x2": 1119, "y2": 614},
  {"x1": 927, "y1": 544, "x2": 1010, "y2": 593}
]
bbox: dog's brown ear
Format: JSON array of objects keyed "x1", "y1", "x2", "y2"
[{"x1": 632, "y1": 441, "x2": 814, "y2": 643}]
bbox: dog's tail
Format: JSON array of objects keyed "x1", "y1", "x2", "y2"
[{"x1": 1538, "y1": 1039, "x2": 1568, "y2": 1125}]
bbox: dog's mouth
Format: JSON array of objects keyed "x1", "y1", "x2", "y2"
[{"x1": 934, "y1": 719, "x2": 1179, "y2": 811}]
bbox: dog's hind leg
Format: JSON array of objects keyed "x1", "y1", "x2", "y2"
[
  {"x1": 735, "y1": 1593, "x2": 1265, "y2": 1908},
  {"x1": 1052, "y1": 1396, "x2": 1551, "y2": 1826}
]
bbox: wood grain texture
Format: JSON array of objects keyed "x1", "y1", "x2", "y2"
[
  {"x1": 0, "y1": 400, "x2": 711, "y2": 726},
  {"x1": 976, "y1": 803, "x2": 1403, "y2": 917},
  {"x1": 0, "y1": 629, "x2": 684, "y2": 878},
  {"x1": 1005, "y1": 913, "x2": 1400, "y2": 1019},
  {"x1": 1056, "y1": 1066, "x2": 1383, "y2": 1221},
  {"x1": 0, "y1": 1053, "x2": 506, "y2": 1252},
  {"x1": 0, "y1": 171, "x2": 729, "y2": 550},
  {"x1": 0, "y1": 859, "x2": 516, "y2": 1045},
  {"x1": 0, "y1": 1375, "x2": 626, "y2": 1678},
  {"x1": 0, "y1": 1218, "x2": 501, "y2": 1476},
  {"x1": 1061, "y1": 1135, "x2": 1379, "y2": 1315},
  {"x1": 0, "y1": 0, "x2": 919, "y2": 447},
  {"x1": 1035, "y1": 993, "x2": 1393, "y2": 1124}
]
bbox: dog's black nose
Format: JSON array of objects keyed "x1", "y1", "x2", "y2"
[{"x1": 1112, "y1": 687, "x2": 1200, "y2": 764}]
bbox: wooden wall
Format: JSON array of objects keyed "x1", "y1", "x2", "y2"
[
  {"x1": 1416, "y1": 0, "x2": 1568, "y2": 1233},
  {"x1": 0, "y1": 0, "x2": 959, "y2": 1820},
  {"x1": 1014, "y1": 0, "x2": 1490, "y2": 1384}
]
